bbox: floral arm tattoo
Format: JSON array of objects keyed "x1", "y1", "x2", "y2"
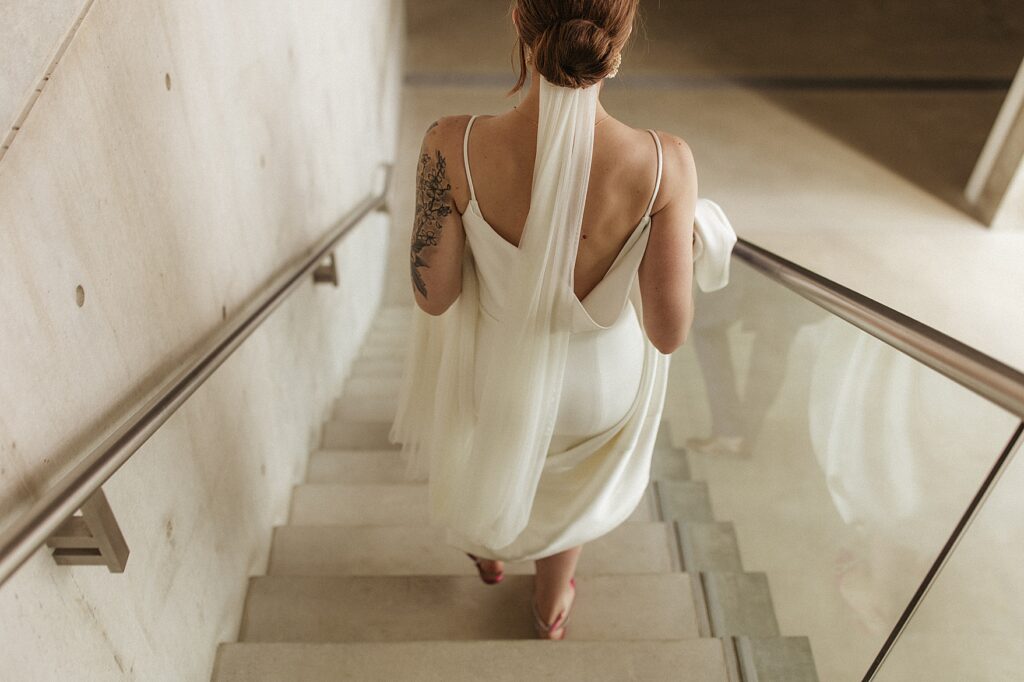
[{"x1": 411, "y1": 134, "x2": 453, "y2": 299}]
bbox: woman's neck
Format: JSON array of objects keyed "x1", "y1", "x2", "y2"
[{"x1": 513, "y1": 65, "x2": 610, "y2": 123}]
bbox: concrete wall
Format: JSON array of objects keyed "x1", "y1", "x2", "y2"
[
  {"x1": 992, "y1": 158, "x2": 1024, "y2": 230},
  {"x1": 966, "y1": 58, "x2": 1024, "y2": 228},
  {"x1": 0, "y1": 0, "x2": 92, "y2": 159},
  {"x1": 0, "y1": 1, "x2": 403, "y2": 679}
]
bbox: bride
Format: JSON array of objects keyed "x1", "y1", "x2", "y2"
[{"x1": 391, "y1": 0, "x2": 710, "y2": 641}]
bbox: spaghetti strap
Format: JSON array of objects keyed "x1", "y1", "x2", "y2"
[
  {"x1": 463, "y1": 115, "x2": 480, "y2": 202},
  {"x1": 643, "y1": 129, "x2": 664, "y2": 217}
]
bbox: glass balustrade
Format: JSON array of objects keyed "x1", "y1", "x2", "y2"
[
  {"x1": 875, "y1": 423, "x2": 1023, "y2": 681},
  {"x1": 654, "y1": 257, "x2": 1021, "y2": 681}
]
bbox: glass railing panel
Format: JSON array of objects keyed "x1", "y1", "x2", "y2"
[
  {"x1": 655, "y1": 257, "x2": 1020, "y2": 681},
  {"x1": 875, "y1": 423, "x2": 1023, "y2": 682}
]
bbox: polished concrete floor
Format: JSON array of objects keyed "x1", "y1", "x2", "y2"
[{"x1": 389, "y1": 2, "x2": 1024, "y2": 680}]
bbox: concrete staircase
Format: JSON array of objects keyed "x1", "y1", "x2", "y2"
[{"x1": 211, "y1": 306, "x2": 819, "y2": 681}]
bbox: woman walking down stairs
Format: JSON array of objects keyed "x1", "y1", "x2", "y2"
[{"x1": 210, "y1": 306, "x2": 819, "y2": 681}]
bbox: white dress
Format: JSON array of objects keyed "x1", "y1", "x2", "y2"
[
  {"x1": 389, "y1": 75, "x2": 735, "y2": 563},
  {"x1": 452, "y1": 115, "x2": 670, "y2": 561}
]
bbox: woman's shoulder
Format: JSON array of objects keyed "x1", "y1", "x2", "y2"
[
  {"x1": 645, "y1": 127, "x2": 697, "y2": 216},
  {"x1": 416, "y1": 115, "x2": 477, "y2": 211},
  {"x1": 419, "y1": 115, "x2": 475, "y2": 151},
  {"x1": 603, "y1": 121, "x2": 696, "y2": 215}
]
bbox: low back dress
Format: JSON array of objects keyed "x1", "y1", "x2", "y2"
[
  {"x1": 451, "y1": 115, "x2": 670, "y2": 560},
  {"x1": 389, "y1": 75, "x2": 735, "y2": 562}
]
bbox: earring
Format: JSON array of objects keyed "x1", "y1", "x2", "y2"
[
  {"x1": 525, "y1": 46, "x2": 532, "y2": 66},
  {"x1": 607, "y1": 52, "x2": 622, "y2": 78}
]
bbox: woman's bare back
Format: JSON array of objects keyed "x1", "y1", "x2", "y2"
[
  {"x1": 454, "y1": 112, "x2": 666, "y2": 302},
  {"x1": 412, "y1": 109, "x2": 697, "y2": 354}
]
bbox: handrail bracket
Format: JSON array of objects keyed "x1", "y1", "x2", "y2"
[{"x1": 44, "y1": 487, "x2": 129, "y2": 572}]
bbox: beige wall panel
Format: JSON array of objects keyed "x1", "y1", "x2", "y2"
[{"x1": 0, "y1": 0, "x2": 404, "y2": 679}]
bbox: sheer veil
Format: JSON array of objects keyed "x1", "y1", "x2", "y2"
[{"x1": 389, "y1": 75, "x2": 600, "y2": 550}]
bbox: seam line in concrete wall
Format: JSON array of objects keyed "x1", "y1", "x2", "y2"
[{"x1": 0, "y1": 0, "x2": 97, "y2": 165}]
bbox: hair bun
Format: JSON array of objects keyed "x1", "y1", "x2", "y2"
[{"x1": 532, "y1": 18, "x2": 617, "y2": 88}]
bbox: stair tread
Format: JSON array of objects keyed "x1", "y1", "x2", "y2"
[
  {"x1": 333, "y1": 395, "x2": 398, "y2": 421},
  {"x1": 268, "y1": 522, "x2": 680, "y2": 576},
  {"x1": 655, "y1": 480, "x2": 715, "y2": 522},
  {"x1": 306, "y1": 449, "x2": 410, "y2": 484},
  {"x1": 289, "y1": 482, "x2": 659, "y2": 525},
  {"x1": 676, "y1": 521, "x2": 744, "y2": 572},
  {"x1": 239, "y1": 573, "x2": 701, "y2": 643},
  {"x1": 322, "y1": 421, "x2": 398, "y2": 449},
  {"x1": 213, "y1": 640, "x2": 730, "y2": 681}
]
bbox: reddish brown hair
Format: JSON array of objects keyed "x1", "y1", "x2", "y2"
[{"x1": 508, "y1": 0, "x2": 639, "y2": 95}]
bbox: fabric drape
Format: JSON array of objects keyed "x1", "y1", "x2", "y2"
[{"x1": 390, "y1": 76, "x2": 599, "y2": 550}]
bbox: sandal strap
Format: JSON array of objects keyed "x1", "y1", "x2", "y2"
[
  {"x1": 532, "y1": 598, "x2": 567, "y2": 633},
  {"x1": 532, "y1": 581, "x2": 576, "y2": 634}
]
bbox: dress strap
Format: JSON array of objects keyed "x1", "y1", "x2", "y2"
[
  {"x1": 463, "y1": 114, "x2": 480, "y2": 203},
  {"x1": 643, "y1": 129, "x2": 664, "y2": 217}
]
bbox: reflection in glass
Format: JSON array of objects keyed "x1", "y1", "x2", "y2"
[{"x1": 666, "y1": 259, "x2": 1020, "y2": 680}]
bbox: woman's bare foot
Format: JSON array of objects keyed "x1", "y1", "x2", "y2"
[
  {"x1": 532, "y1": 577, "x2": 576, "y2": 639},
  {"x1": 533, "y1": 545, "x2": 582, "y2": 639},
  {"x1": 466, "y1": 553, "x2": 505, "y2": 582},
  {"x1": 476, "y1": 557, "x2": 504, "y2": 581}
]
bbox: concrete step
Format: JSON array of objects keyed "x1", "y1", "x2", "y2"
[
  {"x1": 702, "y1": 572, "x2": 780, "y2": 638},
  {"x1": 655, "y1": 479, "x2": 715, "y2": 523},
  {"x1": 342, "y1": 376, "x2": 402, "y2": 394},
  {"x1": 349, "y1": 357, "x2": 404, "y2": 378},
  {"x1": 333, "y1": 393, "x2": 397, "y2": 422},
  {"x1": 267, "y1": 522, "x2": 681, "y2": 576},
  {"x1": 676, "y1": 522, "x2": 744, "y2": 572},
  {"x1": 736, "y1": 636, "x2": 820, "y2": 682},
  {"x1": 650, "y1": 449, "x2": 691, "y2": 481},
  {"x1": 289, "y1": 483, "x2": 660, "y2": 525},
  {"x1": 239, "y1": 573, "x2": 701, "y2": 642},
  {"x1": 213, "y1": 639, "x2": 731, "y2": 681},
  {"x1": 305, "y1": 450, "x2": 410, "y2": 484},
  {"x1": 322, "y1": 420, "x2": 397, "y2": 449}
]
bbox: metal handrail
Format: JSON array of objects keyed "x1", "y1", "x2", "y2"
[
  {"x1": 733, "y1": 238, "x2": 1024, "y2": 419},
  {"x1": 0, "y1": 163, "x2": 392, "y2": 589}
]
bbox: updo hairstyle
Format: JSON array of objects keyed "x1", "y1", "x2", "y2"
[{"x1": 508, "y1": 0, "x2": 640, "y2": 94}]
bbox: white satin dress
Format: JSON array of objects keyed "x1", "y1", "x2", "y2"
[{"x1": 448, "y1": 115, "x2": 672, "y2": 561}]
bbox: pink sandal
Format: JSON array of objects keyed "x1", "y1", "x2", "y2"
[
  {"x1": 465, "y1": 552, "x2": 504, "y2": 584},
  {"x1": 532, "y1": 577, "x2": 576, "y2": 640}
]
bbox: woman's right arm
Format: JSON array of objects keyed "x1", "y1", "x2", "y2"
[{"x1": 637, "y1": 132, "x2": 698, "y2": 355}]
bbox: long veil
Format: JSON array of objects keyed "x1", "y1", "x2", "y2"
[{"x1": 389, "y1": 75, "x2": 599, "y2": 550}]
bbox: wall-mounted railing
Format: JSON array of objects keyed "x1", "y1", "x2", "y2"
[{"x1": 0, "y1": 163, "x2": 392, "y2": 589}]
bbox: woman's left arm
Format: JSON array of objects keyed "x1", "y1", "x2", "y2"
[{"x1": 409, "y1": 118, "x2": 466, "y2": 316}]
